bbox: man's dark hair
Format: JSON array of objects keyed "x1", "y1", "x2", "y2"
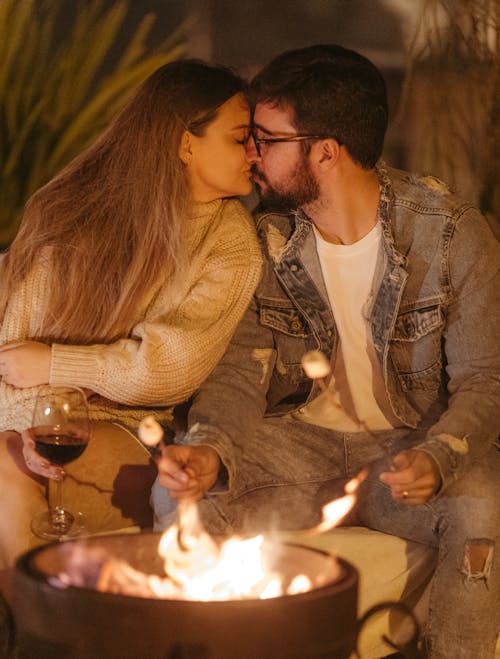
[{"x1": 249, "y1": 44, "x2": 388, "y2": 169}]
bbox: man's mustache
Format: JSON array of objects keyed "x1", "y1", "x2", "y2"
[{"x1": 251, "y1": 165, "x2": 266, "y2": 182}]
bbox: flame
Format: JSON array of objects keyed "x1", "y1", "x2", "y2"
[
  {"x1": 150, "y1": 474, "x2": 361, "y2": 600},
  {"x1": 309, "y1": 472, "x2": 365, "y2": 535},
  {"x1": 64, "y1": 474, "x2": 363, "y2": 601},
  {"x1": 156, "y1": 504, "x2": 283, "y2": 600}
]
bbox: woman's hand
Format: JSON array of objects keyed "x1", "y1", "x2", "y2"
[
  {"x1": 157, "y1": 444, "x2": 221, "y2": 502},
  {"x1": 0, "y1": 341, "x2": 51, "y2": 388},
  {"x1": 21, "y1": 429, "x2": 64, "y2": 481}
]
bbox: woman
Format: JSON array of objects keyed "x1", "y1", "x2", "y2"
[{"x1": 0, "y1": 60, "x2": 261, "y2": 567}]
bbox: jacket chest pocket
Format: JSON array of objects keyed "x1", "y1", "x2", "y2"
[
  {"x1": 260, "y1": 300, "x2": 309, "y2": 339},
  {"x1": 390, "y1": 304, "x2": 445, "y2": 392},
  {"x1": 259, "y1": 298, "x2": 310, "y2": 378}
]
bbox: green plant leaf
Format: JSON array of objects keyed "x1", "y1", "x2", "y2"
[{"x1": 0, "y1": 0, "x2": 185, "y2": 247}]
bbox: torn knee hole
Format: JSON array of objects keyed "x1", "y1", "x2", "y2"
[{"x1": 463, "y1": 539, "x2": 494, "y2": 577}]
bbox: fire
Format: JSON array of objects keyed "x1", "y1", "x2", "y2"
[
  {"x1": 309, "y1": 470, "x2": 365, "y2": 536},
  {"x1": 55, "y1": 475, "x2": 362, "y2": 601},
  {"x1": 158, "y1": 512, "x2": 273, "y2": 600},
  {"x1": 150, "y1": 473, "x2": 363, "y2": 600},
  {"x1": 95, "y1": 504, "x2": 316, "y2": 601}
]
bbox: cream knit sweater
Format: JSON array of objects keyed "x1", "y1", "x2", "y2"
[{"x1": 0, "y1": 198, "x2": 262, "y2": 432}]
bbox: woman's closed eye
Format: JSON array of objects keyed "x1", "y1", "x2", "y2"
[
  {"x1": 232, "y1": 128, "x2": 250, "y2": 146},
  {"x1": 234, "y1": 132, "x2": 249, "y2": 145}
]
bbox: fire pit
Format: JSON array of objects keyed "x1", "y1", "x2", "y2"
[{"x1": 14, "y1": 532, "x2": 358, "y2": 659}]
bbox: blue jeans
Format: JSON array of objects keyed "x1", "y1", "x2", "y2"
[{"x1": 152, "y1": 416, "x2": 500, "y2": 658}]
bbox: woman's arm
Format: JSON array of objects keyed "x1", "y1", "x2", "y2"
[
  {"x1": 0, "y1": 203, "x2": 261, "y2": 406},
  {"x1": 48, "y1": 203, "x2": 262, "y2": 406}
]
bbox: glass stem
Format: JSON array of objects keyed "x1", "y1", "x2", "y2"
[
  {"x1": 53, "y1": 476, "x2": 64, "y2": 513},
  {"x1": 51, "y1": 476, "x2": 71, "y2": 533}
]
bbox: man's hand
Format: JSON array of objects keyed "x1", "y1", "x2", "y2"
[
  {"x1": 0, "y1": 341, "x2": 51, "y2": 388},
  {"x1": 379, "y1": 449, "x2": 441, "y2": 505},
  {"x1": 157, "y1": 444, "x2": 221, "y2": 502}
]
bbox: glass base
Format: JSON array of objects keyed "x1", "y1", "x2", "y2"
[{"x1": 31, "y1": 509, "x2": 86, "y2": 542}]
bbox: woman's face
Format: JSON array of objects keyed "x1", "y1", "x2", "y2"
[{"x1": 183, "y1": 93, "x2": 254, "y2": 202}]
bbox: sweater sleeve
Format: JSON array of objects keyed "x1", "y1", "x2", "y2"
[{"x1": 49, "y1": 202, "x2": 262, "y2": 406}]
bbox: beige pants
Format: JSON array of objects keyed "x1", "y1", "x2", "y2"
[{"x1": 0, "y1": 421, "x2": 156, "y2": 569}]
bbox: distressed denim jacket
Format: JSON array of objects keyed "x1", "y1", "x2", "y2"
[{"x1": 186, "y1": 163, "x2": 500, "y2": 492}]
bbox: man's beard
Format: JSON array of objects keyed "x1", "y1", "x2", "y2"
[{"x1": 251, "y1": 154, "x2": 319, "y2": 211}]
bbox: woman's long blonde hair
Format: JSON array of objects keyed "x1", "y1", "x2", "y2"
[{"x1": 0, "y1": 60, "x2": 244, "y2": 343}]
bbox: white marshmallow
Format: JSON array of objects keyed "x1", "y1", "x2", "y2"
[
  {"x1": 138, "y1": 415, "x2": 164, "y2": 447},
  {"x1": 301, "y1": 350, "x2": 331, "y2": 380}
]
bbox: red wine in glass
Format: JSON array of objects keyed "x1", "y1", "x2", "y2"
[
  {"x1": 30, "y1": 386, "x2": 90, "y2": 541},
  {"x1": 33, "y1": 429, "x2": 87, "y2": 466}
]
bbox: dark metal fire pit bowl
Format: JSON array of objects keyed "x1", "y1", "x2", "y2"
[{"x1": 14, "y1": 532, "x2": 358, "y2": 659}]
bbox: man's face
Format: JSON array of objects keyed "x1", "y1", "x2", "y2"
[{"x1": 248, "y1": 102, "x2": 319, "y2": 210}]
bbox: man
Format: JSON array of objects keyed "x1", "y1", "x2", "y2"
[{"x1": 155, "y1": 45, "x2": 500, "y2": 657}]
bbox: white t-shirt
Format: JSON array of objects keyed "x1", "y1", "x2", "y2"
[{"x1": 295, "y1": 222, "x2": 398, "y2": 432}]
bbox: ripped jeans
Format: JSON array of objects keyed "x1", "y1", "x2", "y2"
[{"x1": 151, "y1": 416, "x2": 500, "y2": 658}]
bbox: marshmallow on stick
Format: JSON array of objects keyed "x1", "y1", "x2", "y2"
[
  {"x1": 301, "y1": 350, "x2": 331, "y2": 380},
  {"x1": 138, "y1": 415, "x2": 164, "y2": 448},
  {"x1": 301, "y1": 350, "x2": 341, "y2": 406}
]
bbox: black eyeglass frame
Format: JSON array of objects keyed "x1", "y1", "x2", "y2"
[{"x1": 249, "y1": 131, "x2": 342, "y2": 157}]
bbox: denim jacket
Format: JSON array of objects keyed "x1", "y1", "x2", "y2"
[{"x1": 186, "y1": 164, "x2": 500, "y2": 492}]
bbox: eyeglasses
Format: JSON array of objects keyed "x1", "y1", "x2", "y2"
[{"x1": 250, "y1": 131, "x2": 339, "y2": 157}]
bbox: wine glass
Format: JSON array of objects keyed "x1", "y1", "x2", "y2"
[{"x1": 30, "y1": 386, "x2": 91, "y2": 541}]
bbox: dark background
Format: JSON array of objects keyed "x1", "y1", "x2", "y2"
[
  {"x1": 3, "y1": 0, "x2": 497, "y2": 245},
  {"x1": 82, "y1": 0, "x2": 414, "y2": 167}
]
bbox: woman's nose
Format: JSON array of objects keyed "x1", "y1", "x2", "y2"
[{"x1": 245, "y1": 134, "x2": 260, "y2": 163}]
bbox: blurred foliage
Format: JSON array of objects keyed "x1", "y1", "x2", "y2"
[
  {"x1": 398, "y1": 0, "x2": 499, "y2": 225},
  {"x1": 0, "y1": 0, "x2": 185, "y2": 247}
]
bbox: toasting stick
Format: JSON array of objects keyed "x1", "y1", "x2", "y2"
[
  {"x1": 139, "y1": 415, "x2": 195, "y2": 547},
  {"x1": 301, "y1": 350, "x2": 396, "y2": 470}
]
